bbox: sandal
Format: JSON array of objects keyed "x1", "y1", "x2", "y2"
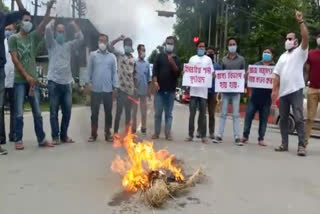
[
  {"x1": 274, "y1": 145, "x2": 288, "y2": 152},
  {"x1": 39, "y1": 141, "x2": 55, "y2": 148},
  {"x1": 151, "y1": 134, "x2": 159, "y2": 140},
  {"x1": 201, "y1": 138, "x2": 208, "y2": 144},
  {"x1": 241, "y1": 137, "x2": 248, "y2": 144},
  {"x1": 61, "y1": 137, "x2": 75, "y2": 144},
  {"x1": 258, "y1": 140, "x2": 267, "y2": 147}
]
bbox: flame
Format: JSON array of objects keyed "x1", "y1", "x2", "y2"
[{"x1": 111, "y1": 130, "x2": 185, "y2": 193}]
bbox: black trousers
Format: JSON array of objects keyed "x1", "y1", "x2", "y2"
[
  {"x1": 0, "y1": 88, "x2": 15, "y2": 144},
  {"x1": 90, "y1": 92, "x2": 113, "y2": 137}
]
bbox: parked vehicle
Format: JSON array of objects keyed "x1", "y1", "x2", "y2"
[
  {"x1": 271, "y1": 87, "x2": 320, "y2": 134},
  {"x1": 175, "y1": 87, "x2": 190, "y2": 103}
]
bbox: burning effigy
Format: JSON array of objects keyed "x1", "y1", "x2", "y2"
[{"x1": 110, "y1": 131, "x2": 203, "y2": 207}]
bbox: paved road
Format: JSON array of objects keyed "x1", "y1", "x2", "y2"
[{"x1": 1, "y1": 102, "x2": 320, "y2": 214}]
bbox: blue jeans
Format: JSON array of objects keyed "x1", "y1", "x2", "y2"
[
  {"x1": 48, "y1": 81, "x2": 72, "y2": 140},
  {"x1": 14, "y1": 83, "x2": 46, "y2": 144},
  {"x1": 0, "y1": 70, "x2": 5, "y2": 144},
  {"x1": 154, "y1": 91, "x2": 175, "y2": 136},
  {"x1": 218, "y1": 93, "x2": 240, "y2": 139},
  {"x1": 243, "y1": 99, "x2": 271, "y2": 141}
]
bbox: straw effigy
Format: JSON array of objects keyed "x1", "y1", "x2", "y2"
[{"x1": 144, "y1": 167, "x2": 203, "y2": 207}]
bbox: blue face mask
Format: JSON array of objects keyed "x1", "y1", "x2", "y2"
[
  {"x1": 5, "y1": 30, "x2": 13, "y2": 39},
  {"x1": 197, "y1": 49, "x2": 206, "y2": 56},
  {"x1": 56, "y1": 33, "x2": 65, "y2": 45},
  {"x1": 124, "y1": 46, "x2": 132, "y2": 54},
  {"x1": 262, "y1": 53, "x2": 272, "y2": 62}
]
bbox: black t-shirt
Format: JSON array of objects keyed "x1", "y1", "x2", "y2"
[
  {"x1": 152, "y1": 53, "x2": 181, "y2": 92},
  {"x1": 250, "y1": 61, "x2": 274, "y2": 106}
]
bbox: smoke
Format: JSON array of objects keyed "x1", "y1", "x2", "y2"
[
  {"x1": 15, "y1": 0, "x2": 176, "y2": 56},
  {"x1": 85, "y1": 0, "x2": 176, "y2": 56}
]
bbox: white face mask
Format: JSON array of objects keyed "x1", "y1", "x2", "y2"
[
  {"x1": 166, "y1": 44, "x2": 174, "y2": 53},
  {"x1": 98, "y1": 43, "x2": 107, "y2": 51},
  {"x1": 316, "y1": 38, "x2": 320, "y2": 46},
  {"x1": 285, "y1": 40, "x2": 295, "y2": 50},
  {"x1": 228, "y1": 45, "x2": 237, "y2": 53},
  {"x1": 22, "y1": 21, "x2": 33, "y2": 33}
]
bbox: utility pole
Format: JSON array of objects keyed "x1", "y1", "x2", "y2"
[
  {"x1": 11, "y1": 0, "x2": 14, "y2": 11},
  {"x1": 31, "y1": 0, "x2": 42, "y2": 16},
  {"x1": 223, "y1": 4, "x2": 229, "y2": 57},
  {"x1": 72, "y1": 0, "x2": 76, "y2": 18},
  {"x1": 208, "y1": 10, "x2": 212, "y2": 46}
]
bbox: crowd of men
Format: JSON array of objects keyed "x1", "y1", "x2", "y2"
[{"x1": 0, "y1": 2, "x2": 319, "y2": 158}]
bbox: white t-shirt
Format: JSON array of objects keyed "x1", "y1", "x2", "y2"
[
  {"x1": 4, "y1": 40, "x2": 15, "y2": 88},
  {"x1": 188, "y1": 55, "x2": 214, "y2": 99},
  {"x1": 273, "y1": 45, "x2": 308, "y2": 97}
]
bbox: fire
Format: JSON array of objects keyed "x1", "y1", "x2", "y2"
[{"x1": 111, "y1": 131, "x2": 185, "y2": 193}]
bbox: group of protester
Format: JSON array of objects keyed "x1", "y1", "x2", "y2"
[
  {"x1": 0, "y1": 0, "x2": 83, "y2": 154},
  {"x1": 185, "y1": 11, "x2": 317, "y2": 157},
  {"x1": 0, "y1": 2, "x2": 319, "y2": 158}
]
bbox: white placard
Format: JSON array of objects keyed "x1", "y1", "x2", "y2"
[
  {"x1": 247, "y1": 65, "x2": 274, "y2": 89},
  {"x1": 182, "y1": 63, "x2": 214, "y2": 88},
  {"x1": 215, "y1": 70, "x2": 245, "y2": 93}
]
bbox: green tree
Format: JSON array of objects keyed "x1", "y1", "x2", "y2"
[{"x1": 0, "y1": 1, "x2": 10, "y2": 12}]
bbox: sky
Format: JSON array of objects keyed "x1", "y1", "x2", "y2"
[{"x1": 4, "y1": 0, "x2": 176, "y2": 56}]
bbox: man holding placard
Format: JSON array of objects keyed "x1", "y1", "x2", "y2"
[
  {"x1": 272, "y1": 11, "x2": 308, "y2": 156},
  {"x1": 242, "y1": 48, "x2": 275, "y2": 147},
  {"x1": 184, "y1": 41, "x2": 213, "y2": 143},
  {"x1": 213, "y1": 37, "x2": 245, "y2": 146}
]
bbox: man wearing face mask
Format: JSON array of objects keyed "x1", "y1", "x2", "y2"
[
  {"x1": 152, "y1": 36, "x2": 181, "y2": 141},
  {"x1": 197, "y1": 47, "x2": 221, "y2": 140},
  {"x1": 303, "y1": 30, "x2": 320, "y2": 147},
  {"x1": 213, "y1": 37, "x2": 245, "y2": 146},
  {"x1": 241, "y1": 48, "x2": 275, "y2": 147},
  {"x1": 185, "y1": 41, "x2": 213, "y2": 143},
  {"x1": 109, "y1": 36, "x2": 136, "y2": 137},
  {"x1": 132, "y1": 44, "x2": 151, "y2": 135},
  {"x1": 87, "y1": 34, "x2": 118, "y2": 142},
  {"x1": 272, "y1": 11, "x2": 309, "y2": 156},
  {"x1": 0, "y1": 24, "x2": 17, "y2": 147},
  {"x1": 0, "y1": 0, "x2": 26, "y2": 155},
  {"x1": 9, "y1": 1, "x2": 55, "y2": 150},
  {"x1": 45, "y1": 19, "x2": 84, "y2": 145}
]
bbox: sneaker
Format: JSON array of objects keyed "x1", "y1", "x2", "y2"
[
  {"x1": 196, "y1": 132, "x2": 201, "y2": 139},
  {"x1": 15, "y1": 141, "x2": 25, "y2": 150},
  {"x1": 212, "y1": 136, "x2": 222, "y2": 144},
  {"x1": 209, "y1": 134, "x2": 215, "y2": 140},
  {"x1": 52, "y1": 139, "x2": 61, "y2": 145},
  {"x1": 235, "y1": 138, "x2": 244, "y2": 146},
  {"x1": 297, "y1": 146, "x2": 307, "y2": 157},
  {"x1": 275, "y1": 145, "x2": 288, "y2": 152},
  {"x1": 0, "y1": 146, "x2": 8, "y2": 155},
  {"x1": 185, "y1": 137, "x2": 193, "y2": 142},
  {"x1": 105, "y1": 135, "x2": 113, "y2": 143},
  {"x1": 166, "y1": 134, "x2": 173, "y2": 141},
  {"x1": 88, "y1": 136, "x2": 97, "y2": 142},
  {"x1": 201, "y1": 138, "x2": 208, "y2": 144}
]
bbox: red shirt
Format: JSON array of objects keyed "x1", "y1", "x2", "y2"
[{"x1": 307, "y1": 49, "x2": 320, "y2": 89}]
